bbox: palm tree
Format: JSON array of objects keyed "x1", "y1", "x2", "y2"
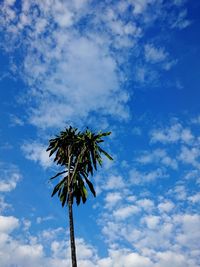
[{"x1": 47, "y1": 126, "x2": 113, "y2": 267}]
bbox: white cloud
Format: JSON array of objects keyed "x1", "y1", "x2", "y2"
[
  {"x1": 36, "y1": 215, "x2": 54, "y2": 224},
  {"x1": 26, "y1": 36, "x2": 130, "y2": 128},
  {"x1": 143, "y1": 215, "x2": 160, "y2": 229},
  {"x1": 0, "y1": 215, "x2": 19, "y2": 233},
  {"x1": 0, "y1": 173, "x2": 20, "y2": 192},
  {"x1": 150, "y1": 122, "x2": 194, "y2": 144},
  {"x1": 105, "y1": 175, "x2": 125, "y2": 190},
  {"x1": 1, "y1": 1, "x2": 131, "y2": 129},
  {"x1": 0, "y1": 164, "x2": 21, "y2": 192},
  {"x1": 188, "y1": 193, "x2": 200, "y2": 204},
  {"x1": 101, "y1": 221, "x2": 122, "y2": 242},
  {"x1": 137, "y1": 149, "x2": 178, "y2": 170},
  {"x1": 192, "y1": 115, "x2": 200, "y2": 124},
  {"x1": 0, "y1": 215, "x2": 98, "y2": 267},
  {"x1": 169, "y1": 185, "x2": 187, "y2": 200},
  {"x1": 104, "y1": 192, "x2": 122, "y2": 209},
  {"x1": 155, "y1": 251, "x2": 188, "y2": 267},
  {"x1": 174, "y1": 214, "x2": 200, "y2": 251},
  {"x1": 5, "y1": 0, "x2": 16, "y2": 6},
  {"x1": 40, "y1": 227, "x2": 64, "y2": 242},
  {"x1": 22, "y1": 219, "x2": 31, "y2": 232},
  {"x1": 113, "y1": 205, "x2": 140, "y2": 220},
  {"x1": 136, "y1": 198, "x2": 154, "y2": 211},
  {"x1": 98, "y1": 249, "x2": 154, "y2": 267},
  {"x1": 144, "y1": 44, "x2": 176, "y2": 70},
  {"x1": 21, "y1": 142, "x2": 53, "y2": 169},
  {"x1": 0, "y1": 196, "x2": 11, "y2": 212},
  {"x1": 144, "y1": 44, "x2": 168, "y2": 63},
  {"x1": 129, "y1": 168, "x2": 168, "y2": 184},
  {"x1": 134, "y1": 65, "x2": 158, "y2": 84},
  {"x1": 171, "y1": 9, "x2": 191, "y2": 29},
  {"x1": 0, "y1": 0, "x2": 191, "y2": 130},
  {"x1": 1, "y1": 209, "x2": 198, "y2": 267},
  {"x1": 9, "y1": 114, "x2": 24, "y2": 126},
  {"x1": 158, "y1": 201, "x2": 175, "y2": 213},
  {"x1": 131, "y1": 0, "x2": 155, "y2": 15},
  {"x1": 178, "y1": 146, "x2": 200, "y2": 169}
]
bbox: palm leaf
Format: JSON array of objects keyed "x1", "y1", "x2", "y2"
[
  {"x1": 81, "y1": 185, "x2": 88, "y2": 203},
  {"x1": 85, "y1": 177, "x2": 96, "y2": 197},
  {"x1": 50, "y1": 170, "x2": 67, "y2": 180},
  {"x1": 51, "y1": 177, "x2": 66, "y2": 197},
  {"x1": 60, "y1": 185, "x2": 68, "y2": 207},
  {"x1": 98, "y1": 147, "x2": 113, "y2": 160}
]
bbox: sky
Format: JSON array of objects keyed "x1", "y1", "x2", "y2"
[{"x1": 0, "y1": 0, "x2": 200, "y2": 266}]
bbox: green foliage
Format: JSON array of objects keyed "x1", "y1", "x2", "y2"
[{"x1": 47, "y1": 126, "x2": 113, "y2": 207}]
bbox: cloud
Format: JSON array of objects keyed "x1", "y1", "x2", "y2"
[
  {"x1": 39, "y1": 227, "x2": 65, "y2": 242},
  {"x1": 0, "y1": 214, "x2": 98, "y2": 267},
  {"x1": 0, "y1": 215, "x2": 19, "y2": 233},
  {"x1": 129, "y1": 168, "x2": 168, "y2": 185},
  {"x1": 134, "y1": 65, "x2": 158, "y2": 85},
  {"x1": 174, "y1": 214, "x2": 200, "y2": 250},
  {"x1": 21, "y1": 142, "x2": 53, "y2": 169},
  {"x1": 0, "y1": 0, "x2": 191, "y2": 130},
  {"x1": 136, "y1": 198, "x2": 154, "y2": 212},
  {"x1": 155, "y1": 251, "x2": 188, "y2": 267},
  {"x1": 0, "y1": 0, "x2": 132, "y2": 129},
  {"x1": 104, "y1": 192, "x2": 122, "y2": 209},
  {"x1": 9, "y1": 114, "x2": 24, "y2": 126},
  {"x1": 171, "y1": 9, "x2": 191, "y2": 29},
  {"x1": 0, "y1": 203, "x2": 199, "y2": 267},
  {"x1": 104, "y1": 175, "x2": 125, "y2": 190},
  {"x1": 0, "y1": 164, "x2": 21, "y2": 214},
  {"x1": 158, "y1": 200, "x2": 175, "y2": 213},
  {"x1": 100, "y1": 206, "x2": 200, "y2": 266},
  {"x1": 113, "y1": 205, "x2": 140, "y2": 220},
  {"x1": 191, "y1": 115, "x2": 200, "y2": 124},
  {"x1": 169, "y1": 184, "x2": 187, "y2": 200},
  {"x1": 144, "y1": 44, "x2": 168, "y2": 63},
  {"x1": 143, "y1": 215, "x2": 160, "y2": 229},
  {"x1": 136, "y1": 149, "x2": 178, "y2": 170},
  {"x1": 22, "y1": 219, "x2": 31, "y2": 232},
  {"x1": 150, "y1": 122, "x2": 194, "y2": 144},
  {"x1": 93, "y1": 119, "x2": 199, "y2": 265},
  {"x1": 188, "y1": 193, "x2": 200, "y2": 204},
  {"x1": 1, "y1": 215, "x2": 159, "y2": 267},
  {"x1": 0, "y1": 196, "x2": 12, "y2": 212},
  {"x1": 98, "y1": 249, "x2": 154, "y2": 267},
  {"x1": 0, "y1": 163, "x2": 21, "y2": 192},
  {"x1": 26, "y1": 36, "x2": 130, "y2": 129},
  {"x1": 178, "y1": 146, "x2": 200, "y2": 169},
  {"x1": 36, "y1": 215, "x2": 54, "y2": 224}
]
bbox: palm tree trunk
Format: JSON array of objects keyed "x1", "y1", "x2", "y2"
[{"x1": 68, "y1": 191, "x2": 77, "y2": 267}]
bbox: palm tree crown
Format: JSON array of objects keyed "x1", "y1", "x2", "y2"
[{"x1": 47, "y1": 126, "x2": 113, "y2": 206}]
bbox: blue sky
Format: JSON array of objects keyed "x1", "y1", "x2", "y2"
[{"x1": 0, "y1": 0, "x2": 200, "y2": 266}]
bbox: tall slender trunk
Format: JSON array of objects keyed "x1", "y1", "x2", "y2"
[{"x1": 68, "y1": 192, "x2": 77, "y2": 267}]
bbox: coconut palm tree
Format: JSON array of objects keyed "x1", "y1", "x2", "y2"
[{"x1": 47, "y1": 126, "x2": 113, "y2": 267}]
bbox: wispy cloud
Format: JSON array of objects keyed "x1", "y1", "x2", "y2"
[
  {"x1": 129, "y1": 168, "x2": 168, "y2": 185},
  {"x1": 150, "y1": 122, "x2": 194, "y2": 144},
  {"x1": 21, "y1": 142, "x2": 53, "y2": 169},
  {"x1": 0, "y1": 196, "x2": 11, "y2": 212},
  {"x1": 0, "y1": 163, "x2": 21, "y2": 192},
  {"x1": 0, "y1": 0, "x2": 191, "y2": 129},
  {"x1": 136, "y1": 149, "x2": 178, "y2": 170},
  {"x1": 144, "y1": 44, "x2": 168, "y2": 63}
]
